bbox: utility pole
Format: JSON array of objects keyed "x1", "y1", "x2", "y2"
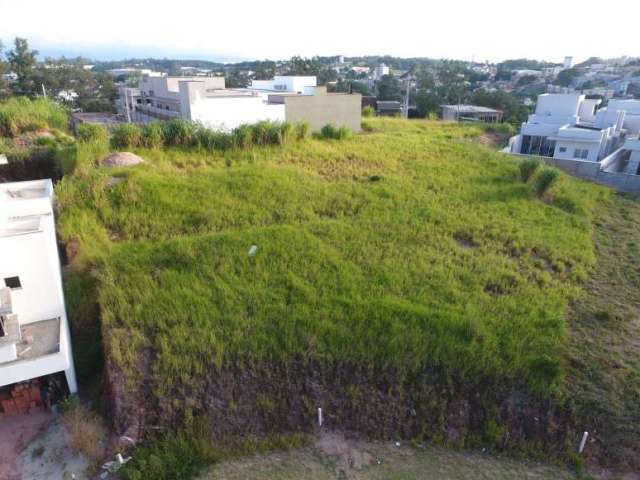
[
  {"x1": 123, "y1": 88, "x2": 131, "y2": 123},
  {"x1": 403, "y1": 76, "x2": 411, "y2": 119}
]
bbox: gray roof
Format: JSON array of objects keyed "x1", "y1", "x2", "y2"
[{"x1": 441, "y1": 104, "x2": 503, "y2": 114}]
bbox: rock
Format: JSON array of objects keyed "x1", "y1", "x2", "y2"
[{"x1": 102, "y1": 152, "x2": 144, "y2": 168}]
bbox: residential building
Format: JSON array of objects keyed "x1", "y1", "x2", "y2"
[
  {"x1": 564, "y1": 56, "x2": 573, "y2": 69},
  {"x1": 249, "y1": 76, "x2": 317, "y2": 96},
  {"x1": 508, "y1": 93, "x2": 638, "y2": 161},
  {"x1": 118, "y1": 75, "x2": 362, "y2": 132},
  {"x1": 0, "y1": 179, "x2": 77, "y2": 395},
  {"x1": 441, "y1": 104, "x2": 503, "y2": 123},
  {"x1": 374, "y1": 64, "x2": 390, "y2": 80}
]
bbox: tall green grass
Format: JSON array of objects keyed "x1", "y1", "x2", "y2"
[{"x1": 0, "y1": 97, "x2": 68, "y2": 137}]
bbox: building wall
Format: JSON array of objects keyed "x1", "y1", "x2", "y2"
[
  {"x1": 554, "y1": 141, "x2": 601, "y2": 162},
  {"x1": 188, "y1": 96, "x2": 285, "y2": 132},
  {"x1": 535, "y1": 94, "x2": 582, "y2": 117},
  {"x1": 284, "y1": 91, "x2": 362, "y2": 132}
]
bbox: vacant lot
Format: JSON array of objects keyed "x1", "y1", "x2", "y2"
[{"x1": 54, "y1": 117, "x2": 639, "y2": 476}]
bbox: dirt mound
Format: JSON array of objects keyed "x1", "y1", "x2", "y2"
[
  {"x1": 315, "y1": 432, "x2": 373, "y2": 474},
  {"x1": 102, "y1": 152, "x2": 144, "y2": 168}
]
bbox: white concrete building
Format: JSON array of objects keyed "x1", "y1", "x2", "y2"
[
  {"x1": 120, "y1": 75, "x2": 362, "y2": 133},
  {"x1": 249, "y1": 76, "x2": 317, "y2": 96},
  {"x1": 509, "y1": 94, "x2": 627, "y2": 161},
  {"x1": 374, "y1": 64, "x2": 390, "y2": 80},
  {"x1": 0, "y1": 180, "x2": 77, "y2": 394}
]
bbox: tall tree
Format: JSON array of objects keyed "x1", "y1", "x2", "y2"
[
  {"x1": 0, "y1": 40, "x2": 8, "y2": 98},
  {"x1": 7, "y1": 37, "x2": 38, "y2": 95}
]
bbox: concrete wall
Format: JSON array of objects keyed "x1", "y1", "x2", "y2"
[
  {"x1": 284, "y1": 91, "x2": 362, "y2": 133},
  {"x1": 508, "y1": 150, "x2": 640, "y2": 195},
  {"x1": 535, "y1": 93, "x2": 582, "y2": 117}
]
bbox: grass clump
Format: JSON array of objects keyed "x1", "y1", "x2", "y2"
[
  {"x1": 111, "y1": 123, "x2": 142, "y2": 149},
  {"x1": 362, "y1": 105, "x2": 375, "y2": 118},
  {"x1": 535, "y1": 168, "x2": 560, "y2": 198},
  {"x1": 141, "y1": 121, "x2": 165, "y2": 149},
  {"x1": 319, "y1": 123, "x2": 351, "y2": 140},
  {"x1": 62, "y1": 400, "x2": 108, "y2": 471},
  {"x1": 519, "y1": 158, "x2": 542, "y2": 182},
  {"x1": 0, "y1": 97, "x2": 68, "y2": 137},
  {"x1": 76, "y1": 123, "x2": 108, "y2": 144}
]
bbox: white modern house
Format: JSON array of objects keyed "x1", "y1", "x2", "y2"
[
  {"x1": 119, "y1": 74, "x2": 362, "y2": 133},
  {"x1": 0, "y1": 180, "x2": 77, "y2": 395},
  {"x1": 507, "y1": 93, "x2": 640, "y2": 162}
]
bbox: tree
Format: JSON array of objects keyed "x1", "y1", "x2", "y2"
[
  {"x1": 7, "y1": 37, "x2": 38, "y2": 95},
  {"x1": 414, "y1": 90, "x2": 440, "y2": 117},
  {"x1": 555, "y1": 68, "x2": 579, "y2": 87},
  {"x1": 377, "y1": 74, "x2": 402, "y2": 101},
  {"x1": 0, "y1": 41, "x2": 8, "y2": 98}
]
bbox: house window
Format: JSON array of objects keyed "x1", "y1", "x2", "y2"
[
  {"x1": 4, "y1": 276, "x2": 21, "y2": 290},
  {"x1": 559, "y1": 147, "x2": 567, "y2": 153},
  {"x1": 574, "y1": 148, "x2": 589, "y2": 160}
]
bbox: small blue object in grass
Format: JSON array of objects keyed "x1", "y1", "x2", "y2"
[{"x1": 248, "y1": 245, "x2": 258, "y2": 256}]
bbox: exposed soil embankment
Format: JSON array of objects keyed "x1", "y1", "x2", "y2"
[
  {"x1": 0, "y1": 148, "x2": 62, "y2": 182},
  {"x1": 107, "y1": 359, "x2": 575, "y2": 461}
]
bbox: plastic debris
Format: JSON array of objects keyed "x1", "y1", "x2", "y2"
[{"x1": 248, "y1": 245, "x2": 258, "y2": 256}]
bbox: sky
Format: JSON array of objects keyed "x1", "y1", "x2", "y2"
[{"x1": 1, "y1": 0, "x2": 639, "y2": 64}]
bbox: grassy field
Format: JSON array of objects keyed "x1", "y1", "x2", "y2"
[{"x1": 57, "y1": 118, "x2": 605, "y2": 396}]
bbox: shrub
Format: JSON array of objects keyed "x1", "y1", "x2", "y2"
[
  {"x1": 111, "y1": 123, "x2": 142, "y2": 149},
  {"x1": 141, "y1": 122, "x2": 165, "y2": 149},
  {"x1": 519, "y1": 158, "x2": 541, "y2": 182},
  {"x1": 535, "y1": 168, "x2": 560, "y2": 198},
  {"x1": 120, "y1": 430, "x2": 219, "y2": 480},
  {"x1": 295, "y1": 121, "x2": 310, "y2": 141},
  {"x1": 76, "y1": 123, "x2": 108, "y2": 144},
  {"x1": 163, "y1": 118, "x2": 195, "y2": 147},
  {"x1": 362, "y1": 105, "x2": 375, "y2": 118}
]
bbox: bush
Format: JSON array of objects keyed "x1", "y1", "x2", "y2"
[
  {"x1": 320, "y1": 123, "x2": 351, "y2": 140},
  {"x1": 295, "y1": 121, "x2": 310, "y2": 141},
  {"x1": 535, "y1": 168, "x2": 560, "y2": 198},
  {"x1": 141, "y1": 122, "x2": 165, "y2": 149},
  {"x1": 362, "y1": 105, "x2": 375, "y2": 118},
  {"x1": 76, "y1": 123, "x2": 108, "y2": 144},
  {"x1": 163, "y1": 118, "x2": 195, "y2": 147},
  {"x1": 111, "y1": 123, "x2": 142, "y2": 149},
  {"x1": 120, "y1": 430, "x2": 219, "y2": 480},
  {"x1": 519, "y1": 158, "x2": 541, "y2": 182}
]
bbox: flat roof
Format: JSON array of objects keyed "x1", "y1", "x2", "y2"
[{"x1": 442, "y1": 104, "x2": 503, "y2": 114}]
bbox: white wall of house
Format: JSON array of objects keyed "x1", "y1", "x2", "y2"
[{"x1": 188, "y1": 96, "x2": 285, "y2": 132}]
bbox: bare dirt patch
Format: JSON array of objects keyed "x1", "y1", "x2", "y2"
[{"x1": 0, "y1": 412, "x2": 52, "y2": 480}]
